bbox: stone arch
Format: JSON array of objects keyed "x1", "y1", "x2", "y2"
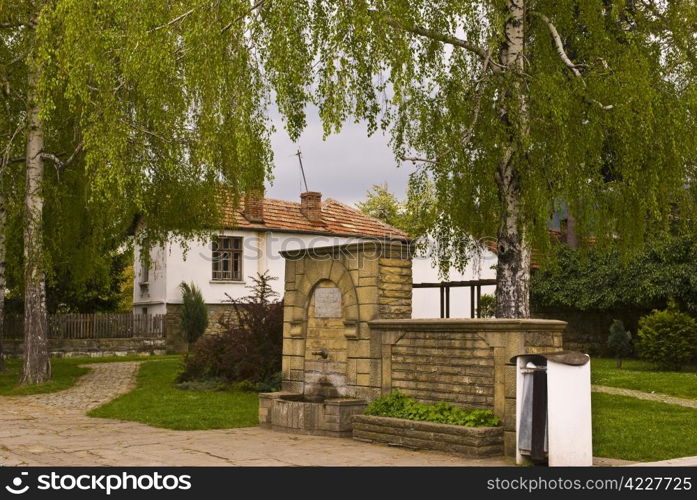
[
  {"x1": 287, "y1": 258, "x2": 359, "y2": 399},
  {"x1": 289, "y1": 258, "x2": 359, "y2": 338}
]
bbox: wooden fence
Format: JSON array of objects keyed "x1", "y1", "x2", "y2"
[{"x1": 1, "y1": 313, "x2": 166, "y2": 340}]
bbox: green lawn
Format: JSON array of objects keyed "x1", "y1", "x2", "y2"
[
  {"x1": 591, "y1": 358, "x2": 697, "y2": 400},
  {"x1": 88, "y1": 358, "x2": 259, "y2": 430},
  {"x1": 592, "y1": 392, "x2": 697, "y2": 462},
  {"x1": 0, "y1": 355, "x2": 176, "y2": 396}
]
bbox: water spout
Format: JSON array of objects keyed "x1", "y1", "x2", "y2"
[{"x1": 311, "y1": 347, "x2": 329, "y2": 359}]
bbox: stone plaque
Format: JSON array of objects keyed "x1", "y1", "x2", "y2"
[{"x1": 314, "y1": 287, "x2": 342, "y2": 318}]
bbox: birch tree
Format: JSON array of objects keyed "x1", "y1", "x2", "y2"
[
  {"x1": 1, "y1": 0, "x2": 312, "y2": 383},
  {"x1": 308, "y1": 0, "x2": 696, "y2": 317}
]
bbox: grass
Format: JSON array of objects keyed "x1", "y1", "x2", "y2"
[
  {"x1": 592, "y1": 392, "x2": 697, "y2": 462},
  {"x1": 591, "y1": 358, "x2": 697, "y2": 400},
  {"x1": 0, "y1": 355, "x2": 179, "y2": 396},
  {"x1": 88, "y1": 358, "x2": 259, "y2": 430}
]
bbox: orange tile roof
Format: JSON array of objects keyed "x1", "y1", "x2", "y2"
[{"x1": 221, "y1": 196, "x2": 411, "y2": 241}]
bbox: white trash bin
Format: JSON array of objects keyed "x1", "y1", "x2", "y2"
[{"x1": 511, "y1": 351, "x2": 593, "y2": 466}]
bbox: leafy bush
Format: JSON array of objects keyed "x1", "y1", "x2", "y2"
[
  {"x1": 479, "y1": 294, "x2": 496, "y2": 318},
  {"x1": 607, "y1": 319, "x2": 632, "y2": 368},
  {"x1": 178, "y1": 272, "x2": 282, "y2": 386},
  {"x1": 636, "y1": 304, "x2": 697, "y2": 370},
  {"x1": 364, "y1": 392, "x2": 500, "y2": 427},
  {"x1": 179, "y1": 282, "x2": 208, "y2": 349}
]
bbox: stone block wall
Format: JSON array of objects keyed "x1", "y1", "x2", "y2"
[
  {"x1": 2, "y1": 337, "x2": 166, "y2": 358},
  {"x1": 368, "y1": 318, "x2": 565, "y2": 456},
  {"x1": 352, "y1": 415, "x2": 504, "y2": 457},
  {"x1": 259, "y1": 392, "x2": 367, "y2": 437}
]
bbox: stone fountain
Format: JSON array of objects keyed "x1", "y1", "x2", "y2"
[{"x1": 259, "y1": 241, "x2": 413, "y2": 437}]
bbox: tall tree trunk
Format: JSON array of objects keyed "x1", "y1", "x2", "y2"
[
  {"x1": 495, "y1": 155, "x2": 531, "y2": 318},
  {"x1": 0, "y1": 182, "x2": 6, "y2": 372},
  {"x1": 494, "y1": 0, "x2": 531, "y2": 319},
  {"x1": 21, "y1": 60, "x2": 50, "y2": 384}
]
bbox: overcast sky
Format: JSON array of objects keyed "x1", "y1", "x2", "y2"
[{"x1": 267, "y1": 106, "x2": 414, "y2": 207}]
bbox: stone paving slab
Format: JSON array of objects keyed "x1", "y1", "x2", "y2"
[
  {"x1": 592, "y1": 385, "x2": 697, "y2": 409},
  {"x1": 0, "y1": 363, "x2": 512, "y2": 467}
]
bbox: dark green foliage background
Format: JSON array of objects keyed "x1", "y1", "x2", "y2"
[{"x1": 532, "y1": 236, "x2": 697, "y2": 313}]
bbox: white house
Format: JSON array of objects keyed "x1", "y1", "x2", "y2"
[{"x1": 132, "y1": 191, "x2": 496, "y2": 321}]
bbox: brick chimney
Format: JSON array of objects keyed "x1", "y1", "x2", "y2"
[
  {"x1": 300, "y1": 191, "x2": 322, "y2": 222},
  {"x1": 243, "y1": 189, "x2": 264, "y2": 223}
]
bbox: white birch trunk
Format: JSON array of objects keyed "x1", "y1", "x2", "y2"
[
  {"x1": 21, "y1": 60, "x2": 51, "y2": 384},
  {"x1": 494, "y1": 0, "x2": 531, "y2": 318}
]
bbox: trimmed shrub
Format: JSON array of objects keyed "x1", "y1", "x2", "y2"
[
  {"x1": 178, "y1": 272, "x2": 282, "y2": 387},
  {"x1": 607, "y1": 319, "x2": 632, "y2": 368},
  {"x1": 364, "y1": 391, "x2": 500, "y2": 427},
  {"x1": 179, "y1": 282, "x2": 208, "y2": 349},
  {"x1": 637, "y1": 304, "x2": 697, "y2": 370}
]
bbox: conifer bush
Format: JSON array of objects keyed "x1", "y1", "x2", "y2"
[
  {"x1": 637, "y1": 304, "x2": 697, "y2": 371},
  {"x1": 179, "y1": 282, "x2": 208, "y2": 350},
  {"x1": 607, "y1": 319, "x2": 632, "y2": 368}
]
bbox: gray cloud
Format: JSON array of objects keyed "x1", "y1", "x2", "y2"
[{"x1": 267, "y1": 107, "x2": 413, "y2": 206}]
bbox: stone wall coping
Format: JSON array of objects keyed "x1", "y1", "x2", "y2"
[
  {"x1": 259, "y1": 392, "x2": 367, "y2": 406},
  {"x1": 258, "y1": 391, "x2": 297, "y2": 400},
  {"x1": 368, "y1": 318, "x2": 567, "y2": 332},
  {"x1": 321, "y1": 398, "x2": 367, "y2": 406},
  {"x1": 352, "y1": 414, "x2": 502, "y2": 436}
]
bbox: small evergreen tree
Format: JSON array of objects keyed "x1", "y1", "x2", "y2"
[
  {"x1": 607, "y1": 319, "x2": 632, "y2": 368},
  {"x1": 179, "y1": 282, "x2": 208, "y2": 351}
]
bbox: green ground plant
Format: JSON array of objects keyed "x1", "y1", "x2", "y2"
[{"x1": 364, "y1": 391, "x2": 500, "y2": 427}]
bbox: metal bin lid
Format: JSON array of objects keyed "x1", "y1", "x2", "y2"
[{"x1": 509, "y1": 350, "x2": 590, "y2": 366}]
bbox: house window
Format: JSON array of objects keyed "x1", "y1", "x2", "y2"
[
  {"x1": 139, "y1": 255, "x2": 150, "y2": 284},
  {"x1": 212, "y1": 236, "x2": 243, "y2": 281}
]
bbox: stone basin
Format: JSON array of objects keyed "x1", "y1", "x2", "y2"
[{"x1": 259, "y1": 392, "x2": 367, "y2": 438}]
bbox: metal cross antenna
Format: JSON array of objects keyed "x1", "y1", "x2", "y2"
[{"x1": 295, "y1": 148, "x2": 309, "y2": 193}]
